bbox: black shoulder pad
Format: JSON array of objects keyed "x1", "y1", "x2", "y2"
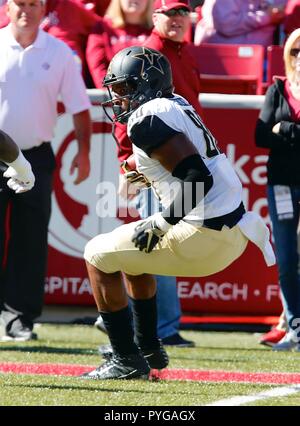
[{"x1": 129, "y1": 115, "x2": 181, "y2": 156}]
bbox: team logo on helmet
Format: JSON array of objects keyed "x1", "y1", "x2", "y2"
[{"x1": 132, "y1": 47, "x2": 165, "y2": 79}]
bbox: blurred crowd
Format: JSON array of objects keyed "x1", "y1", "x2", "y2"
[{"x1": 0, "y1": 0, "x2": 299, "y2": 89}]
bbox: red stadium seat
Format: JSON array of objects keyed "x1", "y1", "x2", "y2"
[
  {"x1": 191, "y1": 43, "x2": 265, "y2": 95},
  {"x1": 266, "y1": 45, "x2": 285, "y2": 86},
  {"x1": 199, "y1": 74, "x2": 258, "y2": 95}
]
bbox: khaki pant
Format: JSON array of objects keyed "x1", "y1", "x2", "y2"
[{"x1": 84, "y1": 219, "x2": 248, "y2": 277}]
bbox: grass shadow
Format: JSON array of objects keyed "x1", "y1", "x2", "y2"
[
  {"x1": 3, "y1": 381, "x2": 216, "y2": 397},
  {"x1": 168, "y1": 346, "x2": 266, "y2": 352},
  {"x1": 0, "y1": 346, "x2": 97, "y2": 356}
]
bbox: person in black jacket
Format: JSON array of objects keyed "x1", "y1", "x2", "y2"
[{"x1": 255, "y1": 28, "x2": 300, "y2": 352}]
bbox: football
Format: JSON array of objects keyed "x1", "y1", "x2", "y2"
[{"x1": 121, "y1": 153, "x2": 136, "y2": 173}]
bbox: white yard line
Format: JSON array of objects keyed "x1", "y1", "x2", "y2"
[{"x1": 206, "y1": 384, "x2": 300, "y2": 406}]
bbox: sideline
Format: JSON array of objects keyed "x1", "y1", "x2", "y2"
[{"x1": 206, "y1": 384, "x2": 300, "y2": 406}]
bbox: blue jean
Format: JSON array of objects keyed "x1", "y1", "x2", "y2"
[
  {"x1": 267, "y1": 185, "x2": 300, "y2": 334},
  {"x1": 135, "y1": 188, "x2": 181, "y2": 339}
]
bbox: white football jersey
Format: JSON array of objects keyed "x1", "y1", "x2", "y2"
[{"x1": 128, "y1": 94, "x2": 243, "y2": 225}]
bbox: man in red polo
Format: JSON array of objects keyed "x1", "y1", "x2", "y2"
[{"x1": 145, "y1": 0, "x2": 203, "y2": 117}]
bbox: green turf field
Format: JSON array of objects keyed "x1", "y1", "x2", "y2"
[{"x1": 0, "y1": 324, "x2": 300, "y2": 406}]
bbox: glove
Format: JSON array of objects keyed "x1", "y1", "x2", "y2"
[
  {"x1": 3, "y1": 151, "x2": 35, "y2": 194},
  {"x1": 132, "y1": 213, "x2": 172, "y2": 253}
]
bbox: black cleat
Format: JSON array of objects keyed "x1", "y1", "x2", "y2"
[
  {"x1": 142, "y1": 344, "x2": 169, "y2": 370},
  {"x1": 161, "y1": 333, "x2": 195, "y2": 348},
  {"x1": 80, "y1": 353, "x2": 150, "y2": 380},
  {"x1": 98, "y1": 340, "x2": 169, "y2": 370},
  {"x1": 99, "y1": 344, "x2": 113, "y2": 357}
]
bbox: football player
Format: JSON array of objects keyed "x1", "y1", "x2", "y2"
[{"x1": 82, "y1": 46, "x2": 275, "y2": 380}]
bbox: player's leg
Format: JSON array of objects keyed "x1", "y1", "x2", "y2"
[
  {"x1": 124, "y1": 273, "x2": 169, "y2": 369},
  {"x1": 84, "y1": 219, "x2": 248, "y2": 282},
  {"x1": 97, "y1": 269, "x2": 169, "y2": 370},
  {"x1": 83, "y1": 219, "x2": 247, "y2": 380},
  {"x1": 81, "y1": 262, "x2": 150, "y2": 380},
  {"x1": 135, "y1": 189, "x2": 191, "y2": 346}
]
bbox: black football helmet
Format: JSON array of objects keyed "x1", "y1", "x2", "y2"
[{"x1": 102, "y1": 46, "x2": 173, "y2": 124}]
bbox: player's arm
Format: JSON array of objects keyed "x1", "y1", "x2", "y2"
[
  {"x1": 130, "y1": 115, "x2": 213, "y2": 252},
  {"x1": 0, "y1": 129, "x2": 19, "y2": 163},
  {"x1": 0, "y1": 130, "x2": 35, "y2": 193},
  {"x1": 151, "y1": 132, "x2": 213, "y2": 226}
]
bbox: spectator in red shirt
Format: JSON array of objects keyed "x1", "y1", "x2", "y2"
[
  {"x1": 284, "y1": 0, "x2": 300, "y2": 38},
  {"x1": 146, "y1": 0, "x2": 203, "y2": 117},
  {"x1": 86, "y1": 0, "x2": 153, "y2": 89},
  {"x1": 41, "y1": 0, "x2": 100, "y2": 80},
  {"x1": 77, "y1": 0, "x2": 111, "y2": 16}
]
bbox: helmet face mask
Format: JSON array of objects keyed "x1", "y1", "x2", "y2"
[
  {"x1": 102, "y1": 79, "x2": 141, "y2": 124},
  {"x1": 102, "y1": 46, "x2": 173, "y2": 124}
]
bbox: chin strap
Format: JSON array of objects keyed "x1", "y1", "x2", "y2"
[{"x1": 111, "y1": 122, "x2": 121, "y2": 150}]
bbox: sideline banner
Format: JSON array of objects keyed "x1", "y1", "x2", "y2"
[{"x1": 45, "y1": 93, "x2": 281, "y2": 315}]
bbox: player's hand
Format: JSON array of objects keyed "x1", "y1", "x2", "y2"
[
  {"x1": 132, "y1": 212, "x2": 173, "y2": 253},
  {"x1": 121, "y1": 157, "x2": 151, "y2": 191},
  {"x1": 132, "y1": 218, "x2": 166, "y2": 253},
  {"x1": 118, "y1": 174, "x2": 139, "y2": 200},
  {"x1": 124, "y1": 170, "x2": 151, "y2": 189},
  {"x1": 3, "y1": 163, "x2": 35, "y2": 193}
]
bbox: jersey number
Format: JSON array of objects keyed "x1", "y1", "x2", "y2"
[{"x1": 184, "y1": 110, "x2": 220, "y2": 158}]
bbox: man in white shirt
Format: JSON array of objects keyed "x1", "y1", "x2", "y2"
[
  {"x1": 0, "y1": 0, "x2": 91, "y2": 341},
  {"x1": 82, "y1": 46, "x2": 275, "y2": 380}
]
